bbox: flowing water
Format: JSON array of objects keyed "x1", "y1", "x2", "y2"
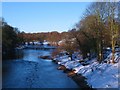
[{"x1": 2, "y1": 49, "x2": 79, "y2": 88}]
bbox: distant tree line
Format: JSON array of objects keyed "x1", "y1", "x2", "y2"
[{"x1": 21, "y1": 31, "x2": 69, "y2": 43}]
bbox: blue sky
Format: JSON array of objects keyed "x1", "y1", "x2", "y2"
[{"x1": 2, "y1": 2, "x2": 91, "y2": 33}]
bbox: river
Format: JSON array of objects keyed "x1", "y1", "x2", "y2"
[{"x1": 2, "y1": 49, "x2": 79, "y2": 88}]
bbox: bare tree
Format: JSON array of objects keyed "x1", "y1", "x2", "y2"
[
  {"x1": 107, "y1": 2, "x2": 119, "y2": 63},
  {"x1": 83, "y1": 2, "x2": 119, "y2": 63}
]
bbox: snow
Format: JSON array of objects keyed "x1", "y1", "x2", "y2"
[
  {"x1": 83, "y1": 62, "x2": 119, "y2": 88},
  {"x1": 33, "y1": 41, "x2": 42, "y2": 45},
  {"x1": 53, "y1": 51, "x2": 120, "y2": 88},
  {"x1": 58, "y1": 40, "x2": 65, "y2": 45},
  {"x1": 77, "y1": 53, "x2": 120, "y2": 88},
  {"x1": 72, "y1": 52, "x2": 83, "y2": 61},
  {"x1": 54, "y1": 55, "x2": 70, "y2": 63},
  {"x1": 73, "y1": 65, "x2": 85, "y2": 73},
  {"x1": 64, "y1": 61, "x2": 81, "y2": 69}
]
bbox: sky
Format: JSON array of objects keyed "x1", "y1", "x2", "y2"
[{"x1": 2, "y1": 2, "x2": 91, "y2": 33}]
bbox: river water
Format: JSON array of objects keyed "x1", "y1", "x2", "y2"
[{"x1": 3, "y1": 49, "x2": 79, "y2": 88}]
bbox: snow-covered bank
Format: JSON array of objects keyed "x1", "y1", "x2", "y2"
[
  {"x1": 77, "y1": 60, "x2": 119, "y2": 88},
  {"x1": 53, "y1": 51, "x2": 120, "y2": 88}
]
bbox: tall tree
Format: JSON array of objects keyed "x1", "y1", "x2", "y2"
[
  {"x1": 2, "y1": 19, "x2": 22, "y2": 59},
  {"x1": 107, "y1": 2, "x2": 119, "y2": 63},
  {"x1": 83, "y1": 2, "x2": 119, "y2": 63}
]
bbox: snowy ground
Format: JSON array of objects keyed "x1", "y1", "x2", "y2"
[{"x1": 53, "y1": 51, "x2": 120, "y2": 88}]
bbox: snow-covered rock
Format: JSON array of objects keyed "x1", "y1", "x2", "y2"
[{"x1": 64, "y1": 61, "x2": 81, "y2": 70}]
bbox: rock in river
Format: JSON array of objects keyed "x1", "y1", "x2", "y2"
[{"x1": 38, "y1": 55, "x2": 53, "y2": 60}]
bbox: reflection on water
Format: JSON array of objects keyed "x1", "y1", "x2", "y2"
[
  {"x1": 22, "y1": 49, "x2": 51, "y2": 62},
  {"x1": 2, "y1": 49, "x2": 79, "y2": 88},
  {"x1": 3, "y1": 49, "x2": 24, "y2": 60}
]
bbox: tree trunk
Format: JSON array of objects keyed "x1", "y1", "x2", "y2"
[
  {"x1": 98, "y1": 40, "x2": 103, "y2": 63},
  {"x1": 111, "y1": 36, "x2": 115, "y2": 63}
]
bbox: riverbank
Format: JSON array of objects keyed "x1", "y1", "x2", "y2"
[
  {"x1": 64, "y1": 69, "x2": 93, "y2": 89},
  {"x1": 37, "y1": 54, "x2": 92, "y2": 88},
  {"x1": 54, "y1": 63, "x2": 93, "y2": 89},
  {"x1": 52, "y1": 51, "x2": 120, "y2": 89}
]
